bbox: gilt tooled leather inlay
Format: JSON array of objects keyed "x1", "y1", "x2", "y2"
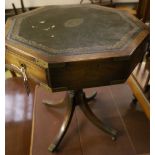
[
  {"x1": 64, "y1": 18, "x2": 84, "y2": 28},
  {"x1": 8, "y1": 5, "x2": 146, "y2": 56}
]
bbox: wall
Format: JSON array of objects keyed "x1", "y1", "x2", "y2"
[
  {"x1": 5, "y1": 0, "x2": 138, "y2": 9},
  {"x1": 114, "y1": 0, "x2": 138, "y2": 2},
  {"x1": 5, "y1": 0, "x2": 88, "y2": 9}
]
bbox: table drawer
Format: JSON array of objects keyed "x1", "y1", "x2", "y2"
[{"x1": 5, "y1": 50, "x2": 48, "y2": 85}]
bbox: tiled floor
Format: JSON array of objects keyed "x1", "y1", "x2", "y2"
[{"x1": 5, "y1": 77, "x2": 149, "y2": 155}]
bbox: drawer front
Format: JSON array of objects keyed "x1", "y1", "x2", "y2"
[
  {"x1": 5, "y1": 50, "x2": 48, "y2": 85},
  {"x1": 47, "y1": 59, "x2": 129, "y2": 91}
]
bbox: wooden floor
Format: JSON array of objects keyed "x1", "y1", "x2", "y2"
[{"x1": 5, "y1": 77, "x2": 150, "y2": 155}]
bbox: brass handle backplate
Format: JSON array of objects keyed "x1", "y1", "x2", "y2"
[{"x1": 6, "y1": 63, "x2": 31, "y2": 95}]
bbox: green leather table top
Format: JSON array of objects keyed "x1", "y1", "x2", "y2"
[{"x1": 7, "y1": 4, "x2": 146, "y2": 56}]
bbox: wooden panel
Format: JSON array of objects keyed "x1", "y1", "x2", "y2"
[
  {"x1": 125, "y1": 36, "x2": 148, "y2": 77},
  {"x1": 48, "y1": 59, "x2": 128, "y2": 91}
]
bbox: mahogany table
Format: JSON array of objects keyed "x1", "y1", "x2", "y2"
[{"x1": 5, "y1": 4, "x2": 149, "y2": 152}]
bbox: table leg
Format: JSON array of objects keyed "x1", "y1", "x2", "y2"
[
  {"x1": 85, "y1": 91, "x2": 97, "y2": 102},
  {"x1": 42, "y1": 93, "x2": 68, "y2": 108},
  {"x1": 48, "y1": 92, "x2": 76, "y2": 152},
  {"x1": 78, "y1": 91, "x2": 118, "y2": 139},
  {"x1": 45, "y1": 89, "x2": 118, "y2": 152}
]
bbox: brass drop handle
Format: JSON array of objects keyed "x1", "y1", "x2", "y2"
[
  {"x1": 6, "y1": 63, "x2": 30, "y2": 95},
  {"x1": 20, "y1": 64, "x2": 31, "y2": 96}
]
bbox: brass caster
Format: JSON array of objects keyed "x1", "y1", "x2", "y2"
[
  {"x1": 86, "y1": 91, "x2": 97, "y2": 102},
  {"x1": 48, "y1": 144, "x2": 57, "y2": 152}
]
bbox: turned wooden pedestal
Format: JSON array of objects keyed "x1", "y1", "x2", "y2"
[{"x1": 43, "y1": 90, "x2": 117, "y2": 152}]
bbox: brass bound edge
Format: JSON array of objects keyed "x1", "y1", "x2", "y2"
[
  {"x1": 35, "y1": 58, "x2": 48, "y2": 68},
  {"x1": 6, "y1": 48, "x2": 48, "y2": 69}
]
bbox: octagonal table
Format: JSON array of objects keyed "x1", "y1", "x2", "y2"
[{"x1": 5, "y1": 4, "x2": 149, "y2": 152}]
